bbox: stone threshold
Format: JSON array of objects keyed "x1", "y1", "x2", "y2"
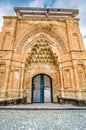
[
  {"x1": 0, "y1": 104, "x2": 86, "y2": 110},
  {"x1": 0, "y1": 108, "x2": 86, "y2": 110}
]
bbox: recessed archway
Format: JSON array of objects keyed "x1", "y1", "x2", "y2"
[
  {"x1": 24, "y1": 36, "x2": 59, "y2": 103},
  {"x1": 32, "y1": 74, "x2": 53, "y2": 103}
]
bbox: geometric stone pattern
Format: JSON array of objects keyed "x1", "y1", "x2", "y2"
[{"x1": 26, "y1": 38, "x2": 58, "y2": 69}]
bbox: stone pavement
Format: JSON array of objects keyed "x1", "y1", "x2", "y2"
[
  {"x1": 0, "y1": 103, "x2": 86, "y2": 110},
  {"x1": 0, "y1": 103, "x2": 86, "y2": 130}
]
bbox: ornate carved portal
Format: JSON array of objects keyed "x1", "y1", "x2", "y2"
[
  {"x1": 24, "y1": 37, "x2": 59, "y2": 103},
  {"x1": 0, "y1": 8, "x2": 86, "y2": 105}
]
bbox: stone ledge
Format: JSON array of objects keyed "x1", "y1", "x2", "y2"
[
  {"x1": 0, "y1": 97, "x2": 27, "y2": 106},
  {"x1": 58, "y1": 96, "x2": 86, "y2": 106}
]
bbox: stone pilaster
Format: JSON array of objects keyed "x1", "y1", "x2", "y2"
[
  {"x1": 19, "y1": 64, "x2": 25, "y2": 97},
  {"x1": 1, "y1": 65, "x2": 10, "y2": 98},
  {"x1": 58, "y1": 57, "x2": 64, "y2": 97},
  {"x1": 73, "y1": 62, "x2": 82, "y2": 99},
  {"x1": 59, "y1": 69, "x2": 64, "y2": 97}
]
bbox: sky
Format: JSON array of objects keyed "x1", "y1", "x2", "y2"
[{"x1": 0, "y1": 0, "x2": 86, "y2": 47}]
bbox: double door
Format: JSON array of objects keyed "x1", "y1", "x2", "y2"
[{"x1": 32, "y1": 74, "x2": 52, "y2": 103}]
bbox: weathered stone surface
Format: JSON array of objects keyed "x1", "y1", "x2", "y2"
[
  {"x1": 0, "y1": 14, "x2": 86, "y2": 104},
  {"x1": 0, "y1": 108, "x2": 86, "y2": 130}
]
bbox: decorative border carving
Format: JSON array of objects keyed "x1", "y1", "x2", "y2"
[{"x1": 15, "y1": 24, "x2": 68, "y2": 54}]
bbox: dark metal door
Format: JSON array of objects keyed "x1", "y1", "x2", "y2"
[
  {"x1": 32, "y1": 74, "x2": 52, "y2": 103},
  {"x1": 40, "y1": 75, "x2": 44, "y2": 103}
]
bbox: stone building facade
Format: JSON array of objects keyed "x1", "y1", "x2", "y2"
[{"x1": 0, "y1": 8, "x2": 86, "y2": 104}]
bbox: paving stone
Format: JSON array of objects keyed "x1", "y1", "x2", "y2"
[{"x1": 0, "y1": 109, "x2": 86, "y2": 130}]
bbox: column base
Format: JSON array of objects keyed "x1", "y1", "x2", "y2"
[
  {"x1": 0, "y1": 97, "x2": 27, "y2": 106},
  {"x1": 58, "y1": 97, "x2": 86, "y2": 106},
  {"x1": 76, "y1": 91, "x2": 82, "y2": 99},
  {"x1": 0, "y1": 91, "x2": 7, "y2": 98},
  {"x1": 61, "y1": 90, "x2": 65, "y2": 97},
  {"x1": 27, "y1": 96, "x2": 31, "y2": 103}
]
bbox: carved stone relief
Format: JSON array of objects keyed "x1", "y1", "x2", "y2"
[
  {"x1": 64, "y1": 69, "x2": 71, "y2": 89},
  {"x1": 0, "y1": 60, "x2": 5, "y2": 65},
  {"x1": 16, "y1": 25, "x2": 68, "y2": 54},
  {"x1": 72, "y1": 33, "x2": 80, "y2": 50},
  {"x1": 77, "y1": 65, "x2": 86, "y2": 90},
  {"x1": 12, "y1": 69, "x2": 20, "y2": 90},
  {"x1": 0, "y1": 15, "x2": 86, "y2": 102},
  {"x1": 0, "y1": 51, "x2": 9, "y2": 60},
  {"x1": 3, "y1": 32, "x2": 11, "y2": 50},
  {"x1": 25, "y1": 38, "x2": 58, "y2": 70},
  {"x1": 0, "y1": 65, "x2": 5, "y2": 91},
  {"x1": 4, "y1": 19, "x2": 12, "y2": 25}
]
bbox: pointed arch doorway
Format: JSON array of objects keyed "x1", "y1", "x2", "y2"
[{"x1": 32, "y1": 74, "x2": 53, "y2": 103}]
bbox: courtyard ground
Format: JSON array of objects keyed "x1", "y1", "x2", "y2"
[{"x1": 0, "y1": 103, "x2": 86, "y2": 130}]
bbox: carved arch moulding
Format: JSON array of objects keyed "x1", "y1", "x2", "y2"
[
  {"x1": 15, "y1": 25, "x2": 68, "y2": 55},
  {"x1": 23, "y1": 34, "x2": 61, "y2": 56}
]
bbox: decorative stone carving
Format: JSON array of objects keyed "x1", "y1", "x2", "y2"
[
  {"x1": 10, "y1": 69, "x2": 20, "y2": 90},
  {"x1": 25, "y1": 38, "x2": 58, "y2": 70},
  {"x1": 64, "y1": 69, "x2": 71, "y2": 89},
  {"x1": 0, "y1": 13, "x2": 86, "y2": 104},
  {"x1": 16, "y1": 25, "x2": 68, "y2": 54},
  {"x1": 35, "y1": 23, "x2": 54, "y2": 32},
  {"x1": 72, "y1": 33, "x2": 80, "y2": 50},
  {"x1": 42, "y1": 24, "x2": 53, "y2": 32},
  {"x1": 4, "y1": 19, "x2": 12, "y2": 25},
  {"x1": 77, "y1": 65, "x2": 86, "y2": 90},
  {"x1": 66, "y1": 18, "x2": 79, "y2": 24},
  {"x1": 0, "y1": 65, "x2": 5, "y2": 91},
  {"x1": 0, "y1": 60, "x2": 5, "y2": 65},
  {"x1": 3, "y1": 32, "x2": 11, "y2": 50},
  {"x1": 0, "y1": 51, "x2": 8, "y2": 58}
]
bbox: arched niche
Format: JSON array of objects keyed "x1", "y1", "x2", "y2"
[
  {"x1": 2, "y1": 32, "x2": 11, "y2": 50},
  {"x1": 77, "y1": 64, "x2": 86, "y2": 90},
  {"x1": 72, "y1": 33, "x2": 80, "y2": 51}
]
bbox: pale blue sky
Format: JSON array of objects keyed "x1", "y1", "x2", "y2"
[{"x1": 0, "y1": 0, "x2": 86, "y2": 47}]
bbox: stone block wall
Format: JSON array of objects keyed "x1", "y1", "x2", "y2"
[{"x1": 0, "y1": 16, "x2": 86, "y2": 103}]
